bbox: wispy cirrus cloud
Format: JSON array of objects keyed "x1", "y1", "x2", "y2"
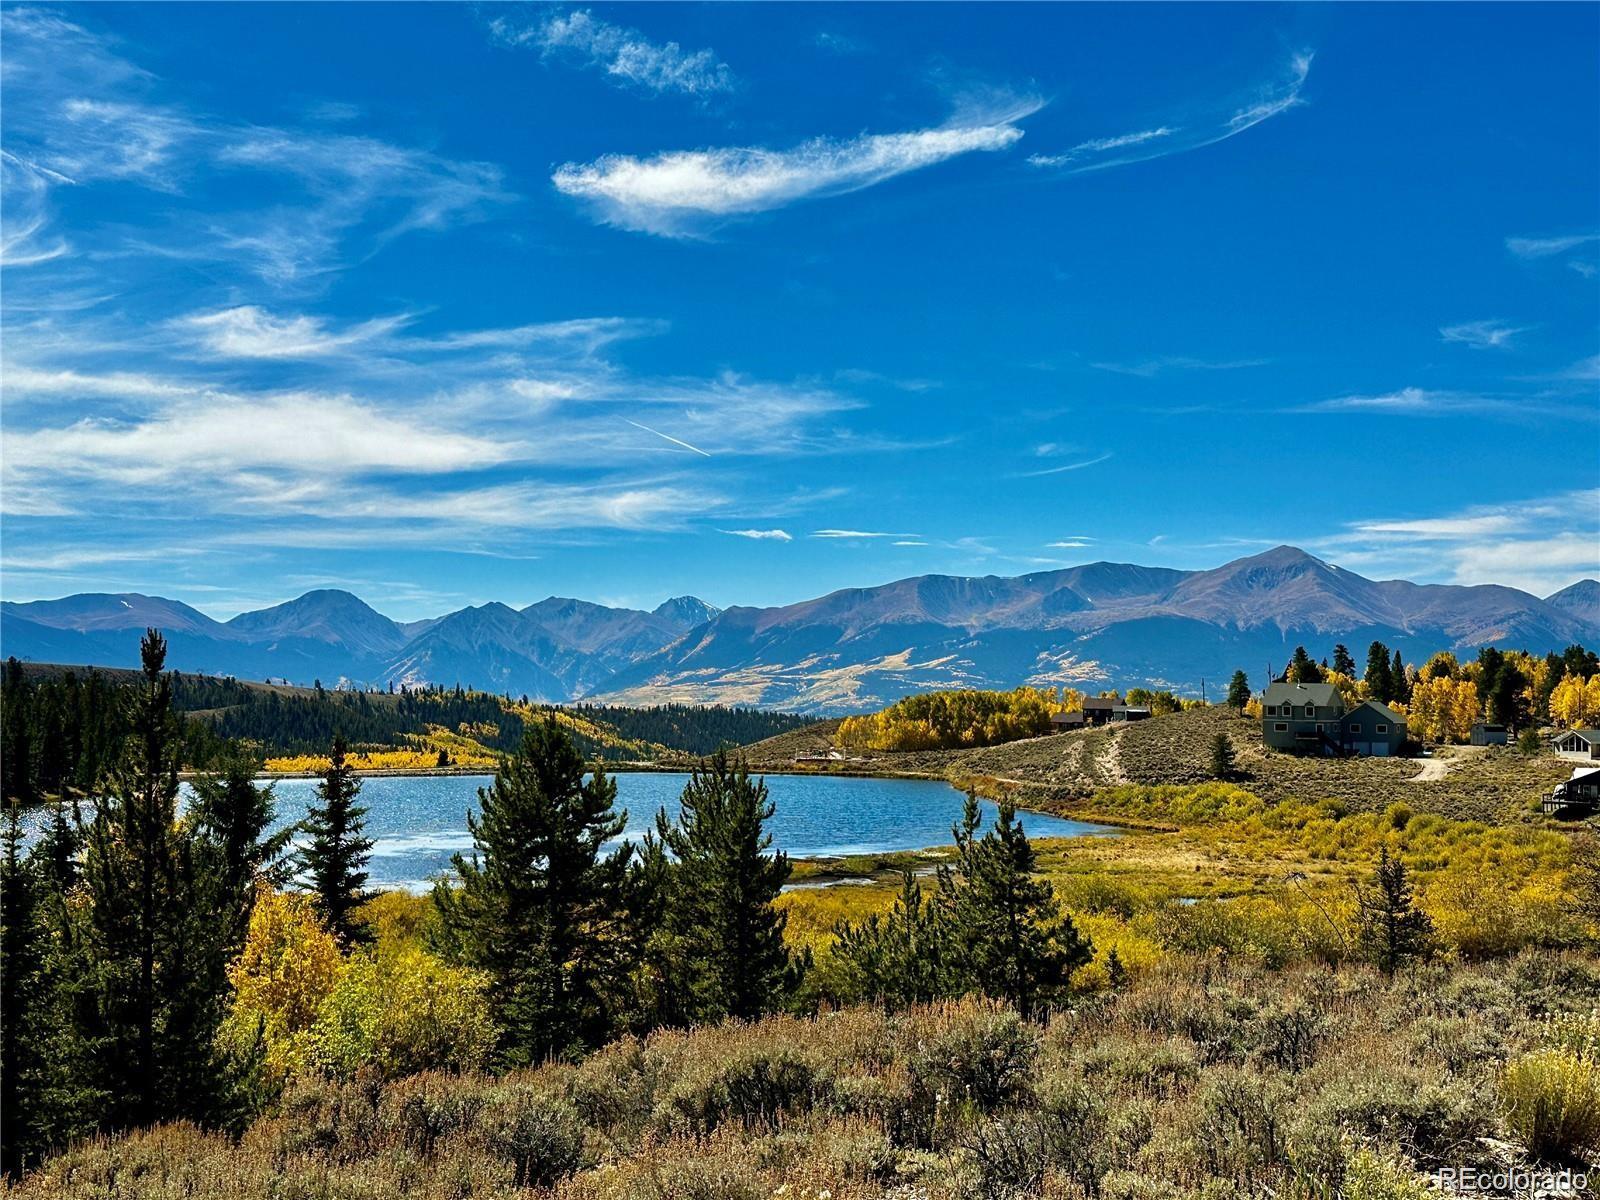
[
  {"x1": 811, "y1": 529, "x2": 921, "y2": 539},
  {"x1": 1016, "y1": 451, "x2": 1113, "y2": 478},
  {"x1": 1089, "y1": 355, "x2": 1268, "y2": 378},
  {"x1": 180, "y1": 305, "x2": 411, "y2": 358},
  {"x1": 1029, "y1": 51, "x2": 1311, "y2": 173},
  {"x1": 0, "y1": 8, "x2": 510, "y2": 289},
  {"x1": 1506, "y1": 232, "x2": 1600, "y2": 259},
  {"x1": 1439, "y1": 319, "x2": 1529, "y2": 350},
  {"x1": 720, "y1": 528, "x2": 793, "y2": 541},
  {"x1": 491, "y1": 8, "x2": 734, "y2": 96},
  {"x1": 1317, "y1": 490, "x2": 1600, "y2": 595},
  {"x1": 553, "y1": 94, "x2": 1042, "y2": 236},
  {"x1": 1301, "y1": 386, "x2": 1592, "y2": 420}
]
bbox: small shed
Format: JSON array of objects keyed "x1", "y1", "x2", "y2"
[
  {"x1": 1470, "y1": 722, "x2": 1509, "y2": 747},
  {"x1": 1554, "y1": 730, "x2": 1600, "y2": 762}
]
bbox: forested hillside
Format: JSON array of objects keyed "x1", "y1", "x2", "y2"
[{"x1": 1, "y1": 658, "x2": 816, "y2": 802}]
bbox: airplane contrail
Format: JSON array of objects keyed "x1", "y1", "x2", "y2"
[{"x1": 624, "y1": 417, "x2": 712, "y2": 457}]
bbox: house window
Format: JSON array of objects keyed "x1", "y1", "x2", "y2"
[
  {"x1": 1274, "y1": 723, "x2": 1288, "y2": 732},
  {"x1": 1376, "y1": 724, "x2": 1388, "y2": 734},
  {"x1": 1305, "y1": 705, "x2": 1315, "y2": 717},
  {"x1": 1349, "y1": 723, "x2": 1361, "y2": 733}
]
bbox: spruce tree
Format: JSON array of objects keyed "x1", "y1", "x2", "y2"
[
  {"x1": 656, "y1": 754, "x2": 796, "y2": 1022},
  {"x1": 1358, "y1": 847, "x2": 1433, "y2": 976},
  {"x1": 833, "y1": 870, "x2": 946, "y2": 1008},
  {"x1": 1209, "y1": 732, "x2": 1238, "y2": 781},
  {"x1": 939, "y1": 794, "x2": 1091, "y2": 1018},
  {"x1": 1288, "y1": 645, "x2": 1321, "y2": 683},
  {"x1": 1225, "y1": 670, "x2": 1251, "y2": 710},
  {"x1": 1, "y1": 804, "x2": 44, "y2": 1174},
  {"x1": 1331, "y1": 644, "x2": 1356, "y2": 677},
  {"x1": 434, "y1": 720, "x2": 633, "y2": 1064},
  {"x1": 1390, "y1": 650, "x2": 1410, "y2": 704},
  {"x1": 1365, "y1": 642, "x2": 1393, "y2": 702},
  {"x1": 299, "y1": 735, "x2": 373, "y2": 947}
]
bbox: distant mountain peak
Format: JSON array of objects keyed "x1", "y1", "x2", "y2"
[
  {"x1": 653, "y1": 595, "x2": 721, "y2": 631},
  {"x1": 1547, "y1": 579, "x2": 1600, "y2": 626}
]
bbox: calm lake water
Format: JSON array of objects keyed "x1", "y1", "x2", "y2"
[{"x1": 260, "y1": 772, "x2": 1117, "y2": 892}]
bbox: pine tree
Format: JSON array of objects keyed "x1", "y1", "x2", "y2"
[
  {"x1": 1, "y1": 804, "x2": 44, "y2": 1174},
  {"x1": 1225, "y1": 670, "x2": 1251, "y2": 710},
  {"x1": 1331, "y1": 644, "x2": 1356, "y2": 677},
  {"x1": 656, "y1": 753, "x2": 796, "y2": 1022},
  {"x1": 1358, "y1": 847, "x2": 1433, "y2": 976},
  {"x1": 833, "y1": 870, "x2": 947, "y2": 1009},
  {"x1": 1209, "y1": 732, "x2": 1237, "y2": 781},
  {"x1": 1390, "y1": 650, "x2": 1410, "y2": 704},
  {"x1": 939, "y1": 794, "x2": 1091, "y2": 1018},
  {"x1": 298, "y1": 736, "x2": 373, "y2": 947},
  {"x1": 1365, "y1": 642, "x2": 1393, "y2": 703},
  {"x1": 433, "y1": 720, "x2": 633, "y2": 1064},
  {"x1": 1288, "y1": 646, "x2": 1321, "y2": 683}
]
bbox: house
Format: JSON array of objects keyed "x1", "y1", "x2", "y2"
[
  {"x1": 1081, "y1": 698, "x2": 1118, "y2": 727},
  {"x1": 1050, "y1": 710, "x2": 1086, "y2": 731},
  {"x1": 1470, "y1": 722, "x2": 1510, "y2": 747},
  {"x1": 1554, "y1": 730, "x2": 1600, "y2": 762},
  {"x1": 1543, "y1": 766, "x2": 1600, "y2": 817},
  {"x1": 1261, "y1": 681, "x2": 1408, "y2": 757},
  {"x1": 1112, "y1": 705, "x2": 1152, "y2": 723},
  {"x1": 1340, "y1": 701, "x2": 1407, "y2": 758}
]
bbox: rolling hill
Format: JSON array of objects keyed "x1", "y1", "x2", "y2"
[{"x1": 2, "y1": 548, "x2": 1594, "y2": 713}]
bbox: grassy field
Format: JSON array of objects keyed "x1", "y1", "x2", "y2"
[{"x1": 18, "y1": 951, "x2": 1600, "y2": 1199}]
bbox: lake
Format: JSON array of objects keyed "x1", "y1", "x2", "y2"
[{"x1": 261, "y1": 772, "x2": 1118, "y2": 891}]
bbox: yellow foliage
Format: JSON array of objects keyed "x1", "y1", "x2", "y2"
[
  {"x1": 223, "y1": 891, "x2": 343, "y2": 1082},
  {"x1": 837, "y1": 687, "x2": 1067, "y2": 752},
  {"x1": 1419, "y1": 651, "x2": 1460, "y2": 682},
  {"x1": 1549, "y1": 672, "x2": 1597, "y2": 729},
  {"x1": 1406, "y1": 675, "x2": 1480, "y2": 743}
]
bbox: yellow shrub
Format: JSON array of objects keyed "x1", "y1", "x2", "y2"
[
  {"x1": 223, "y1": 891, "x2": 344, "y2": 1082},
  {"x1": 1500, "y1": 1048, "x2": 1600, "y2": 1160}
]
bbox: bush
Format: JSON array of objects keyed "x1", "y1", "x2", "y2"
[
  {"x1": 658, "y1": 1045, "x2": 822, "y2": 1134},
  {"x1": 1499, "y1": 1048, "x2": 1600, "y2": 1161}
]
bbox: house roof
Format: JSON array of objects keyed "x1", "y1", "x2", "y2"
[
  {"x1": 1557, "y1": 729, "x2": 1600, "y2": 745},
  {"x1": 1051, "y1": 710, "x2": 1085, "y2": 723},
  {"x1": 1344, "y1": 700, "x2": 1403, "y2": 725},
  {"x1": 1082, "y1": 698, "x2": 1117, "y2": 710},
  {"x1": 1263, "y1": 681, "x2": 1341, "y2": 708}
]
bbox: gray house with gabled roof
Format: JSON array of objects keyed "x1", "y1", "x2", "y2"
[{"x1": 1262, "y1": 681, "x2": 1407, "y2": 757}]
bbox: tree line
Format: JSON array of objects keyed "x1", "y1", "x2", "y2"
[
  {"x1": 1, "y1": 659, "x2": 818, "y2": 807},
  {"x1": 2, "y1": 630, "x2": 1079, "y2": 1175}
]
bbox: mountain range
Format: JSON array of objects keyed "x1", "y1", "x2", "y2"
[{"x1": 3, "y1": 548, "x2": 1595, "y2": 714}]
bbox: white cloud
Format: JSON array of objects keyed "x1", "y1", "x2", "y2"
[
  {"x1": 1305, "y1": 387, "x2": 1552, "y2": 417},
  {"x1": 1439, "y1": 319, "x2": 1529, "y2": 350},
  {"x1": 721, "y1": 528, "x2": 793, "y2": 541},
  {"x1": 181, "y1": 305, "x2": 409, "y2": 358},
  {"x1": 1320, "y1": 490, "x2": 1600, "y2": 596},
  {"x1": 553, "y1": 96, "x2": 1041, "y2": 235},
  {"x1": 1047, "y1": 540, "x2": 1094, "y2": 549},
  {"x1": 493, "y1": 8, "x2": 734, "y2": 95},
  {"x1": 1506, "y1": 232, "x2": 1600, "y2": 259},
  {"x1": 1029, "y1": 52, "x2": 1311, "y2": 174},
  {"x1": 811, "y1": 529, "x2": 920, "y2": 539}
]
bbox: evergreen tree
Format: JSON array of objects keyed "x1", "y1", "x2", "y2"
[
  {"x1": 1225, "y1": 670, "x2": 1251, "y2": 710},
  {"x1": 1288, "y1": 645, "x2": 1321, "y2": 683},
  {"x1": 298, "y1": 736, "x2": 373, "y2": 947},
  {"x1": 833, "y1": 870, "x2": 946, "y2": 1009},
  {"x1": 939, "y1": 794, "x2": 1091, "y2": 1018},
  {"x1": 433, "y1": 720, "x2": 633, "y2": 1064},
  {"x1": 1, "y1": 804, "x2": 45, "y2": 1174},
  {"x1": 656, "y1": 753, "x2": 796, "y2": 1023},
  {"x1": 1358, "y1": 847, "x2": 1433, "y2": 976},
  {"x1": 2, "y1": 659, "x2": 35, "y2": 806},
  {"x1": 1331, "y1": 644, "x2": 1356, "y2": 677},
  {"x1": 1209, "y1": 732, "x2": 1238, "y2": 781},
  {"x1": 1365, "y1": 642, "x2": 1393, "y2": 703},
  {"x1": 75, "y1": 629, "x2": 255, "y2": 1131},
  {"x1": 1488, "y1": 663, "x2": 1530, "y2": 731},
  {"x1": 1390, "y1": 650, "x2": 1410, "y2": 704}
]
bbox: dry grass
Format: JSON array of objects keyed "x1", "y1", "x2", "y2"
[{"x1": 16, "y1": 954, "x2": 1600, "y2": 1198}]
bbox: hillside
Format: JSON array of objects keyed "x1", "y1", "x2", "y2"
[
  {"x1": 744, "y1": 705, "x2": 1574, "y2": 824},
  {"x1": 5, "y1": 548, "x2": 1595, "y2": 711}
]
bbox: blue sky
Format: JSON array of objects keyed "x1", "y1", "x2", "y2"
[{"x1": 2, "y1": 2, "x2": 1596, "y2": 620}]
